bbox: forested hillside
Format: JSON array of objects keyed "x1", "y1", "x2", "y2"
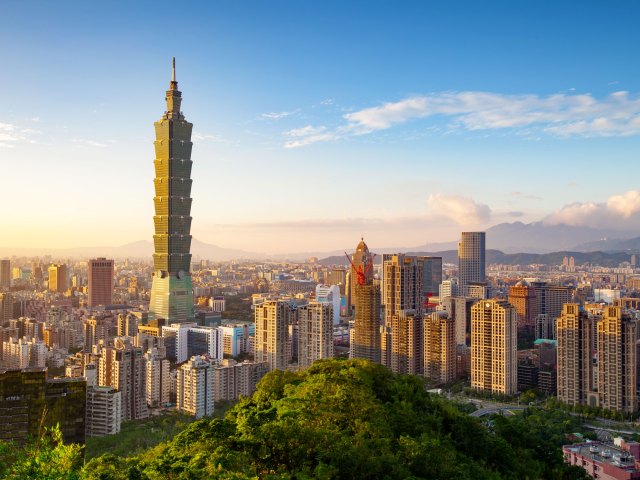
[{"x1": 1, "y1": 359, "x2": 589, "y2": 479}]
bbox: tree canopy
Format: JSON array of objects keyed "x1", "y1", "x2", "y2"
[{"x1": 1, "y1": 359, "x2": 589, "y2": 479}]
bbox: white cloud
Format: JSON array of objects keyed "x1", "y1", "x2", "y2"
[
  {"x1": 261, "y1": 110, "x2": 299, "y2": 120},
  {"x1": 283, "y1": 125, "x2": 338, "y2": 148},
  {"x1": 606, "y1": 190, "x2": 640, "y2": 218},
  {"x1": 284, "y1": 90, "x2": 640, "y2": 147},
  {"x1": 426, "y1": 194, "x2": 491, "y2": 225},
  {"x1": 0, "y1": 122, "x2": 40, "y2": 148},
  {"x1": 544, "y1": 189, "x2": 640, "y2": 230}
]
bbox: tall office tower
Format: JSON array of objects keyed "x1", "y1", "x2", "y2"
[
  {"x1": 48, "y1": 264, "x2": 68, "y2": 293},
  {"x1": 0, "y1": 259, "x2": 10, "y2": 289},
  {"x1": 597, "y1": 306, "x2": 638, "y2": 413},
  {"x1": 424, "y1": 311, "x2": 457, "y2": 384},
  {"x1": 315, "y1": 284, "x2": 341, "y2": 325},
  {"x1": 176, "y1": 355, "x2": 214, "y2": 418},
  {"x1": 144, "y1": 347, "x2": 171, "y2": 408},
  {"x1": 298, "y1": 301, "x2": 334, "y2": 369},
  {"x1": 88, "y1": 258, "x2": 114, "y2": 307},
  {"x1": 508, "y1": 280, "x2": 539, "y2": 332},
  {"x1": 382, "y1": 254, "x2": 424, "y2": 373},
  {"x1": 86, "y1": 386, "x2": 122, "y2": 437},
  {"x1": 556, "y1": 304, "x2": 595, "y2": 407},
  {"x1": 98, "y1": 337, "x2": 148, "y2": 421},
  {"x1": 0, "y1": 293, "x2": 13, "y2": 323},
  {"x1": 254, "y1": 300, "x2": 292, "y2": 371},
  {"x1": 419, "y1": 256, "x2": 443, "y2": 298},
  {"x1": 383, "y1": 254, "x2": 424, "y2": 321},
  {"x1": 471, "y1": 300, "x2": 518, "y2": 395},
  {"x1": 458, "y1": 232, "x2": 486, "y2": 296},
  {"x1": 386, "y1": 310, "x2": 423, "y2": 375},
  {"x1": 148, "y1": 58, "x2": 195, "y2": 323},
  {"x1": 350, "y1": 239, "x2": 381, "y2": 363}
]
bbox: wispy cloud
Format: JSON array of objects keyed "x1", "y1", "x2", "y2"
[
  {"x1": 509, "y1": 191, "x2": 542, "y2": 200},
  {"x1": 284, "y1": 90, "x2": 640, "y2": 147},
  {"x1": 0, "y1": 122, "x2": 40, "y2": 148},
  {"x1": 192, "y1": 131, "x2": 225, "y2": 143},
  {"x1": 73, "y1": 138, "x2": 107, "y2": 148},
  {"x1": 284, "y1": 125, "x2": 337, "y2": 148},
  {"x1": 261, "y1": 110, "x2": 299, "y2": 120}
]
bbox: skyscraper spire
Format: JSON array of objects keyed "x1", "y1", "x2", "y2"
[{"x1": 165, "y1": 57, "x2": 182, "y2": 118}]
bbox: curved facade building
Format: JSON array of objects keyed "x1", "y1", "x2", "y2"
[{"x1": 149, "y1": 59, "x2": 195, "y2": 322}]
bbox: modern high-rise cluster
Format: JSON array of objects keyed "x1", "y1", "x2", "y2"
[
  {"x1": 5, "y1": 58, "x2": 640, "y2": 468},
  {"x1": 557, "y1": 304, "x2": 638, "y2": 413}
]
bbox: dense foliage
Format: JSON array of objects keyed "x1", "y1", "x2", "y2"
[
  {"x1": 85, "y1": 412, "x2": 198, "y2": 460},
  {"x1": 1, "y1": 359, "x2": 590, "y2": 479}
]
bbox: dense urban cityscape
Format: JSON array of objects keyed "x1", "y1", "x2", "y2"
[{"x1": 2, "y1": 2, "x2": 640, "y2": 479}]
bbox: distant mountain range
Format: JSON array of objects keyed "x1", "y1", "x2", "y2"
[
  {"x1": 0, "y1": 239, "x2": 263, "y2": 261},
  {"x1": 319, "y1": 249, "x2": 634, "y2": 268},
  {"x1": 1, "y1": 221, "x2": 638, "y2": 261}
]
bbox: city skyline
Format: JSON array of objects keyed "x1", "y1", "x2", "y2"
[{"x1": 2, "y1": 1, "x2": 640, "y2": 254}]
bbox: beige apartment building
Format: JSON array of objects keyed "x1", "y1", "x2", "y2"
[
  {"x1": 471, "y1": 300, "x2": 518, "y2": 395},
  {"x1": 254, "y1": 300, "x2": 292, "y2": 371},
  {"x1": 424, "y1": 311, "x2": 456, "y2": 384},
  {"x1": 597, "y1": 306, "x2": 638, "y2": 414},
  {"x1": 556, "y1": 304, "x2": 596, "y2": 407}
]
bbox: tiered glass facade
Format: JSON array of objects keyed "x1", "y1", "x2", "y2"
[{"x1": 149, "y1": 59, "x2": 195, "y2": 322}]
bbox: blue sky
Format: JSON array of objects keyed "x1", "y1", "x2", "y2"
[{"x1": 1, "y1": 1, "x2": 640, "y2": 253}]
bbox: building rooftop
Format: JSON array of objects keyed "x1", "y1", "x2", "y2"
[{"x1": 564, "y1": 441, "x2": 640, "y2": 474}]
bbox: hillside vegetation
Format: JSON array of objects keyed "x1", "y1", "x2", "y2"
[{"x1": 1, "y1": 359, "x2": 589, "y2": 479}]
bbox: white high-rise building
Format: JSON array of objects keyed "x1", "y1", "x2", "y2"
[
  {"x1": 176, "y1": 355, "x2": 214, "y2": 418},
  {"x1": 161, "y1": 323, "x2": 192, "y2": 363},
  {"x1": 86, "y1": 386, "x2": 122, "y2": 437},
  {"x1": 298, "y1": 301, "x2": 334, "y2": 369},
  {"x1": 439, "y1": 278, "x2": 458, "y2": 300},
  {"x1": 315, "y1": 284, "x2": 341, "y2": 325},
  {"x1": 2, "y1": 337, "x2": 47, "y2": 369},
  {"x1": 187, "y1": 326, "x2": 224, "y2": 361},
  {"x1": 144, "y1": 347, "x2": 171, "y2": 408}
]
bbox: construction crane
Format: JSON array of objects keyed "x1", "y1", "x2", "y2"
[{"x1": 345, "y1": 252, "x2": 376, "y2": 286}]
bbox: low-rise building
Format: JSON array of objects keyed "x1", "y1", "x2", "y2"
[{"x1": 563, "y1": 438, "x2": 640, "y2": 480}]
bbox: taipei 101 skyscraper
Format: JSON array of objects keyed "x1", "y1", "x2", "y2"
[{"x1": 148, "y1": 58, "x2": 195, "y2": 322}]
